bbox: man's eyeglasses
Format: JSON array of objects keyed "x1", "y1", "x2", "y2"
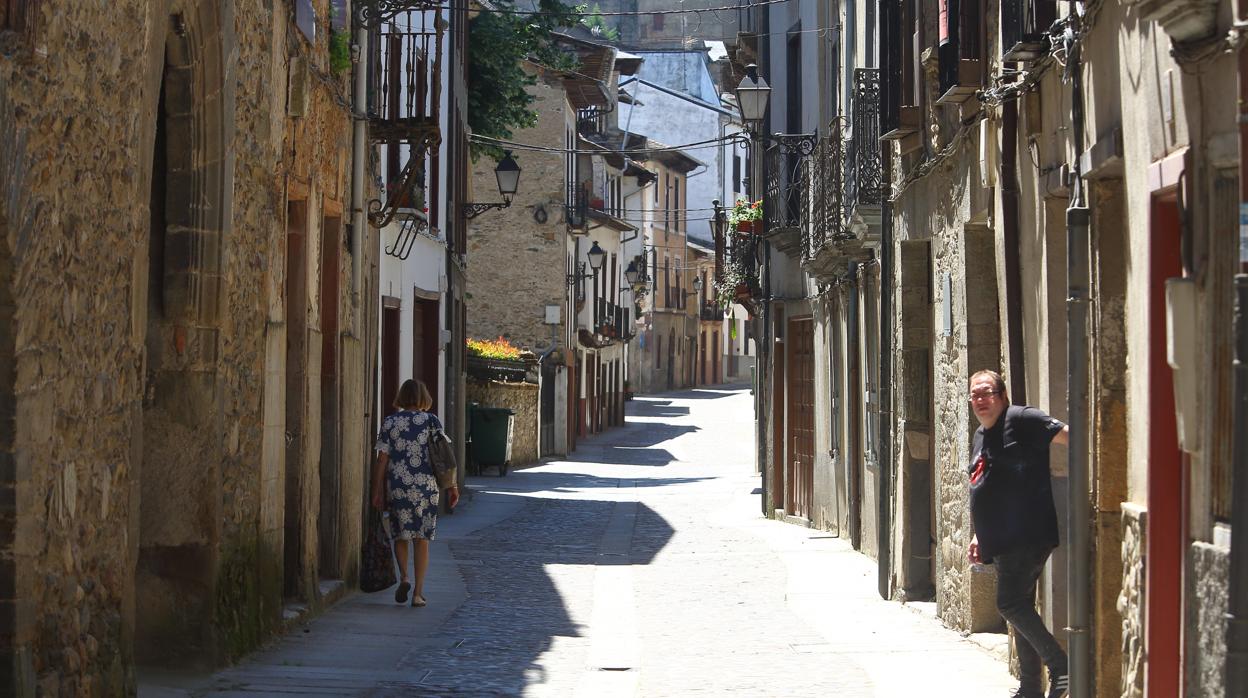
[{"x1": 969, "y1": 390, "x2": 1000, "y2": 402}]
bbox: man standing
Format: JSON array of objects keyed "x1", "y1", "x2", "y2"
[{"x1": 966, "y1": 369, "x2": 1070, "y2": 698}]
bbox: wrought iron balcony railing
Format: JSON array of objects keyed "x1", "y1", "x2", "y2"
[
  {"x1": 846, "y1": 68, "x2": 884, "y2": 210},
  {"x1": 800, "y1": 131, "x2": 846, "y2": 263},
  {"x1": 763, "y1": 142, "x2": 803, "y2": 232},
  {"x1": 566, "y1": 182, "x2": 590, "y2": 230},
  {"x1": 368, "y1": 21, "x2": 442, "y2": 148}
]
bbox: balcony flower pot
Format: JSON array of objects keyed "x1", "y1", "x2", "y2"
[
  {"x1": 591, "y1": 197, "x2": 606, "y2": 210},
  {"x1": 735, "y1": 220, "x2": 759, "y2": 235}
]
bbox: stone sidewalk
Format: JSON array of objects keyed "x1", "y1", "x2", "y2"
[{"x1": 140, "y1": 386, "x2": 1015, "y2": 697}]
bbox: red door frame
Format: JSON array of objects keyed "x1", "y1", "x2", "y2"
[{"x1": 1146, "y1": 195, "x2": 1184, "y2": 698}]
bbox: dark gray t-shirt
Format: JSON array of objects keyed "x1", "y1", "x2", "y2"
[{"x1": 968, "y1": 405, "x2": 1066, "y2": 562}]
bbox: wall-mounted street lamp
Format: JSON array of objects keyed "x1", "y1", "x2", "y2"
[
  {"x1": 684, "y1": 275, "x2": 704, "y2": 296},
  {"x1": 736, "y1": 64, "x2": 771, "y2": 126},
  {"x1": 732, "y1": 64, "x2": 817, "y2": 156},
  {"x1": 567, "y1": 241, "x2": 607, "y2": 286},
  {"x1": 464, "y1": 151, "x2": 522, "y2": 219}
]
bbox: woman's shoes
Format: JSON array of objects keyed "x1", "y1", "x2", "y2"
[
  {"x1": 411, "y1": 594, "x2": 427, "y2": 607},
  {"x1": 394, "y1": 581, "x2": 411, "y2": 604}
]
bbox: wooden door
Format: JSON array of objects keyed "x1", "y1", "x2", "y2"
[
  {"x1": 411, "y1": 297, "x2": 439, "y2": 413},
  {"x1": 1146, "y1": 196, "x2": 1184, "y2": 697},
  {"x1": 786, "y1": 317, "x2": 816, "y2": 519},
  {"x1": 381, "y1": 304, "x2": 401, "y2": 419}
]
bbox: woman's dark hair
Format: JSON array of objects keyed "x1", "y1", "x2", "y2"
[{"x1": 394, "y1": 379, "x2": 433, "y2": 411}]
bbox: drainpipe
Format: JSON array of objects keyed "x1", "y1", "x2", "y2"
[
  {"x1": 1001, "y1": 89, "x2": 1027, "y2": 404},
  {"x1": 877, "y1": 185, "x2": 894, "y2": 600},
  {"x1": 1225, "y1": 0, "x2": 1248, "y2": 684},
  {"x1": 847, "y1": 262, "x2": 861, "y2": 549},
  {"x1": 1062, "y1": 16, "x2": 1091, "y2": 698},
  {"x1": 350, "y1": 16, "x2": 368, "y2": 328}
]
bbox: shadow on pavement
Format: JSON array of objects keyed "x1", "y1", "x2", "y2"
[
  {"x1": 633, "y1": 385, "x2": 749, "y2": 401},
  {"x1": 626, "y1": 400, "x2": 691, "y2": 418},
  {"x1": 474, "y1": 471, "x2": 713, "y2": 493},
  {"x1": 407, "y1": 497, "x2": 675, "y2": 695}
]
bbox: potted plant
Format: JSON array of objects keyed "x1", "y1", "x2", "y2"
[{"x1": 729, "y1": 198, "x2": 763, "y2": 234}]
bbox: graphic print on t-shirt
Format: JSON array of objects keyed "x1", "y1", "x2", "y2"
[{"x1": 970, "y1": 451, "x2": 988, "y2": 485}]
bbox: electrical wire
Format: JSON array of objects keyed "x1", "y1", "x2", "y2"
[
  {"x1": 462, "y1": 0, "x2": 793, "y2": 18},
  {"x1": 470, "y1": 132, "x2": 743, "y2": 155}
]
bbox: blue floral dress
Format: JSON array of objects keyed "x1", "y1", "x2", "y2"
[{"x1": 375, "y1": 410, "x2": 443, "y2": 540}]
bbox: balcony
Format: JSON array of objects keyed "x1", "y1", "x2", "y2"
[
  {"x1": 799, "y1": 132, "x2": 846, "y2": 279},
  {"x1": 724, "y1": 233, "x2": 761, "y2": 311},
  {"x1": 700, "y1": 305, "x2": 722, "y2": 322},
  {"x1": 762, "y1": 142, "x2": 805, "y2": 257},
  {"x1": 799, "y1": 73, "x2": 881, "y2": 283},
  {"x1": 1002, "y1": 0, "x2": 1055, "y2": 62},
  {"x1": 594, "y1": 300, "x2": 625, "y2": 341},
  {"x1": 566, "y1": 183, "x2": 590, "y2": 231},
  {"x1": 367, "y1": 22, "x2": 442, "y2": 149},
  {"x1": 845, "y1": 68, "x2": 884, "y2": 231}
]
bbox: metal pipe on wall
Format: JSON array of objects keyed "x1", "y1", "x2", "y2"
[
  {"x1": 1063, "y1": 14, "x2": 1092, "y2": 697},
  {"x1": 350, "y1": 16, "x2": 368, "y2": 326},
  {"x1": 1001, "y1": 91, "x2": 1027, "y2": 405},
  {"x1": 877, "y1": 194, "x2": 894, "y2": 600}
]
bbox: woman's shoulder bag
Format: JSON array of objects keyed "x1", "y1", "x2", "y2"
[{"x1": 429, "y1": 429, "x2": 457, "y2": 490}]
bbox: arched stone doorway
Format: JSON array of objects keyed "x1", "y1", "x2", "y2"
[{"x1": 135, "y1": 2, "x2": 228, "y2": 669}]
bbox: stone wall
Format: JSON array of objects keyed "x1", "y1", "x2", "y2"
[
  {"x1": 465, "y1": 68, "x2": 568, "y2": 354},
  {"x1": 0, "y1": 1, "x2": 368, "y2": 694},
  {"x1": 467, "y1": 379, "x2": 540, "y2": 467},
  {"x1": 1117, "y1": 504, "x2": 1146, "y2": 698},
  {"x1": 1185, "y1": 538, "x2": 1229, "y2": 698}
]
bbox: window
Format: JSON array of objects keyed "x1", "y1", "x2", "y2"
[
  {"x1": 663, "y1": 256, "x2": 671, "y2": 308},
  {"x1": 733, "y1": 153, "x2": 742, "y2": 193},
  {"x1": 1002, "y1": 0, "x2": 1055, "y2": 62},
  {"x1": 936, "y1": 0, "x2": 985, "y2": 104},
  {"x1": 653, "y1": 12, "x2": 665, "y2": 31},
  {"x1": 656, "y1": 335, "x2": 663, "y2": 368}
]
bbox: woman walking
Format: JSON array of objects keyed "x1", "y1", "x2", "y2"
[{"x1": 370, "y1": 379, "x2": 459, "y2": 607}]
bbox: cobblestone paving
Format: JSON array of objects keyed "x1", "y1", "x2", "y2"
[{"x1": 145, "y1": 385, "x2": 1015, "y2": 698}]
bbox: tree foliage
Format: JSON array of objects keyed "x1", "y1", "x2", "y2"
[{"x1": 467, "y1": 0, "x2": 584, "y2": 159}]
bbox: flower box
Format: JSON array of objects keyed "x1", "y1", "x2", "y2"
[{"x1": 466, "y1": 355, "x2": 529, "y2": 383}]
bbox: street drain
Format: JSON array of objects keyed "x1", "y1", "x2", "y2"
[{"x1": 598, "y1": 667, "x2": 634, "y2": 672}]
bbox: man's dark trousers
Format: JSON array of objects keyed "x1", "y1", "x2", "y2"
[{"x1": 994, "y1": 544, "x2": 1068, "y2": 694}]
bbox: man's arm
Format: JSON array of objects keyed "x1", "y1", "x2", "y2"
[{"x1": 1050, "y1": 425, "x2": 1070, "y2": 477}]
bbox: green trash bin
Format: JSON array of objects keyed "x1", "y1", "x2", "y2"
[{"x1": 469, "y1": 405, "x2": 515, "y2": 476}]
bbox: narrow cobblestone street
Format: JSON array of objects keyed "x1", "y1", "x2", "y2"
[{"x1": 143, "y1": 387, "x2": 1015, "y2": 697}]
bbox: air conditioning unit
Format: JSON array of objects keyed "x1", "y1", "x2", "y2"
[{"x1": 288, "y1": 56, "x2": 309, "y2": 118}]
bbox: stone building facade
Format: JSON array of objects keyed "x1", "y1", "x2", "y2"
[
  {"x1": 740, "y1": 0, "x2": 1246, "y2": 693},
  {"x1": 0, "y1": 1, "x2": 377, "y2": 694}
]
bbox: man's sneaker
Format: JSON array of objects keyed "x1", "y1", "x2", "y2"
[
  {"x1": 1009, "y1": 690, "x2": 1041, "y2": 698},
  {"x1": 1047, "y1": 672, "x2": 1069, "y2": 698}
]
